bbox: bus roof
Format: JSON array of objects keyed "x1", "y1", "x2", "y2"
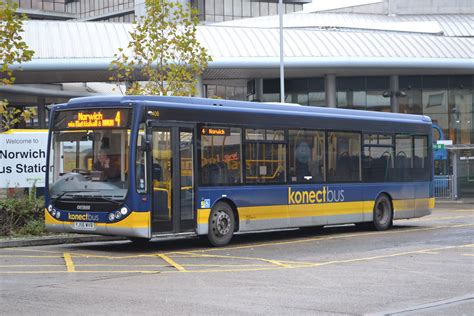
[{"x1": 61, "y1": 95, "x2": 432, "y2": 134}]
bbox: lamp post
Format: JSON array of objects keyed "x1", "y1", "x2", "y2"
[{"x1": 279, "y1": 0, "x2": 285, "y2": 103}]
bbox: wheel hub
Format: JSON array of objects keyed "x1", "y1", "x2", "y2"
[{"x1": 215, "y1": 211, "x2": 231, "y2": 236}]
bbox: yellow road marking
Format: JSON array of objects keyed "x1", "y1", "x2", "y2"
[
  {"x1": 462, "y1": 254, "x2": 474, "y2": 257},
  {"x1": 172, "y1": 251, "x2": 316, "y2": 267},
  {"x1": 265, "y1": 260, "x2": 291, "y2": 268},
  {"x1": 1, "y1": 244, "x2": 471, "y2": 275},
  {"x1": 418, "y1": 251, "x2": 439, "y2": 254},
  {"x1": 414, "y1": 215, "x2": 474, "y2": 221},
  {"x1": 158, "y1": 254, "x2": 186, "y2": 272},
  {"x1": 63, "y1": 253, "x2": 75, "y2": 272},
  {"x1": 1, "y1": 223, "x2": 472, "y2": 262},
  {"x1": 172, "y1": 224, "x2": 474, "y2": 255}
]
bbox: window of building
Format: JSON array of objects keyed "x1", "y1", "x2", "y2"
[
  {"x1": 336, "y1": 77, "x2": 366, "y2": 110},
  {"x1": 245, "y1": 129, "x2": 287, "y2": 184},
  {"x1": 200, "y1": 127, "x2": 243, "y2": 185},
  {"x1": 422, "y1": 76, "x2": 449, "y2": 141},
  {"x1": 449, "y1": 76, "x2": 473, "y2": 145},
  {"x1": 289, "y1": 130, "x2": 325, "y2": 182},
  {"x1": 327, "y1": 132, "x2": 361, "y2": 182},
  {"x1": 399, "y1": 76, "x2": 422, "y2": 114},
  {"x1": 367, "y1": 77, "x2": 390, "y2": 112}
]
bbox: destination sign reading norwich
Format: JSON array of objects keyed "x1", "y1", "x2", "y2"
[
  {"x1": 54, "y1": 109, "x2": 131, "y2": 130},
  {"x1": 67, "y1": 111, "x2": 121, "y2": 128},
  {"x1": 201, "y1": 127, "x2": 230, "y2": 136}
]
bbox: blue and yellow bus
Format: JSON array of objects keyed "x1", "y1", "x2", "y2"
[{"x1": 45, "y1": 96, "x2": 434, "y2": 246}]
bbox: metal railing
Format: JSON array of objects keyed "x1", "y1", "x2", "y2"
[{"x1": 434, "y1": 175, "x2": 456, "y2": 200}]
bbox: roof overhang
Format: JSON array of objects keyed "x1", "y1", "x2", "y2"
[{"x1": 10, "y1": 57, "x2": 474, "y2": 83}]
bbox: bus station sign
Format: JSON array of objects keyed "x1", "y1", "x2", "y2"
[{"x1": 0, "y1": 130, "x2": 48, "y2": 188}]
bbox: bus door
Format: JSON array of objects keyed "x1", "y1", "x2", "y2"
[{"x1": 150, "y1": 124, "x2": 196, "y2": 234}]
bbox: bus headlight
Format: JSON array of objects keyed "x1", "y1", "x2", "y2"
[
  {"x1": 55, "y1": 211, "x2": 61, "y2": 219},
  {"x1": 120, "y1": 207, "x2": 128, "y2": 215},
  {"x1": 115, "y1": 211, "x2": 122, "y2": 220},
  {"x1": 108, "y1": 213, "x2": 115, "y2": 221},
  {"x1": 52, "y1": 209, "x2": 57, "y2": 217},
  {"x1": 48, "y1": 205, "x2": 53, "y2": 213}
]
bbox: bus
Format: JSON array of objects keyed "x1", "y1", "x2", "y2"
[{"x1": 45, "y1": 96, "x2": 434, "y2": 246}]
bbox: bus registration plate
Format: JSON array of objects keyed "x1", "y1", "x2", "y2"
[{"x1": 73, "y1": 222, "x2": 96, "y2": 230}]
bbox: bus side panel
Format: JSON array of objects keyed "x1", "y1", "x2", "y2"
[
  {"x1": 414, "y1": 182, "x2": 434, "y2": 218},
  {"x1": 362, "y1": 183, "x2": 412, "y2": 222},
  {"x1": 392, "y1": 183, "x2": 416, "y2": 219},
  {"x1": 196, "y1": 186, "x2": 291, "y2": 235}
]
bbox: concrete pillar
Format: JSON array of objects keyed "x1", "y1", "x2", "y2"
[
  {"x1": 255, "y1": 78, "x2": 263, "y2": 102},
  {"x1": 37, "y1": 97, "x2": 46, "y2": 129},
  {"x1": 325, "y1": 74, "x2": 336, "y2": 108},
  {"x1": 194, "y1": 75, "x2": 203, "y2": 97},
  {"x1": 390, "y1": 75, "x2": 400, "y2": 113},
  {"x1": 452, "y1": 151, "x2": 458, "y2": 200}
]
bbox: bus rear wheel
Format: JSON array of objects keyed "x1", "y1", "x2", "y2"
[
  {"x1": 208, "y1": 202, "x2": 235, "y2": 247},
  {"x1": 373, "y1": 194, "x2": 393, "y2": 231}
]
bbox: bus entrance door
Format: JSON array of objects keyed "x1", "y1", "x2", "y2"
[{"x1": 151, "y1": 125, "x2": 196, "y2": 234}]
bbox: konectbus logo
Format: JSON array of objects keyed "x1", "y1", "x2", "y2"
[
  {"x1": 68, "y1": 213, "x2": 99, "y2": 222},
  {"x1": 288, "y1": 186, "x2": 345, "y2": 205}
]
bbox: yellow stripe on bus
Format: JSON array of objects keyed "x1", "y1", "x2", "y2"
[{"x1": 196, "y1": 197, "x2": 434, "y2": 224}]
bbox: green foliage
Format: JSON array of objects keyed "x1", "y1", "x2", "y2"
[
  {"x1": 110, "y1": 0, "x2": 212, "y2": 96},
  {"x1": 0, "y1": 188, "x2": 45, "y2": 237},
  {"x1": 0, "y1": 0, "x2": 35, "y2": 131}
]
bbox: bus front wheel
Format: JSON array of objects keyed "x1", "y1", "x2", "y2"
[
  {"x1": 208, "y1": 202, "x2": 235, "y2": 247},
  {"x1": 373, "y1": 194, "x2": 393, "y2": 231}
]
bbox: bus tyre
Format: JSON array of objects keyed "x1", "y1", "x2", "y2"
[
  {"x1": 208, "y1": 202, "x2": 235, "y2": 247},
  {"x1": 373, "y1": 194, "x2": 393, "y2": 231}
]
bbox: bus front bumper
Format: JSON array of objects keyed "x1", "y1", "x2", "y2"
[{"x1": 45, "y1": 209, "x2": 151, "y2": 238}]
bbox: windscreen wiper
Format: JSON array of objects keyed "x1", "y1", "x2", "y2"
[
  {"x1": 78, "y1": 195, "x2": 122, "y2": 207},
  {"x1": 51, "y1": 190, "x2": 92, "y2": 203}
]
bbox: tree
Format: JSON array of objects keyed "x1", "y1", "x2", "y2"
[
  {"x1": 0, "y1": 0, "x2": 34, "y2": 131},
  {"x1": 110, "y1": 0, "x2": 212, "y2": 96}
]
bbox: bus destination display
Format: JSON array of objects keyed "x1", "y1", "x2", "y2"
[{"x1": 53, "y1": 109, "x2": 131, "y2": 130}]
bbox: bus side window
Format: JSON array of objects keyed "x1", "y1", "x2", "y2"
[
  {"x1": 395, "y1": 134, "x2": 413, "y2": 181},
  {"x1": 327, "y1": 132, "x2": 361, "y2": 182},
  {"x1": 289, "y1": 129, "x2": 325, "y2": 182},
  {"x1": 200, "y1": 127, "x2": 242, "y2": 186}
]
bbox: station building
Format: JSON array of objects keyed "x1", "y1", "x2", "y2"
[{"x1": 2, "y1": 0, "x2": 474, "y2": 198}]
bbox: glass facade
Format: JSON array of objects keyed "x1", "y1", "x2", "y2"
[
  {"x1": 205, "y1": 84, "x2": 247, "y2": 100},
  {"x1": 261, "y1": 78, "x2": 325, "y2": 106},
  {"x1": 248, "y1": 75, "x2": 473, "y2": 146},
  {"x1": 336, "y1": 76, "x2": 391, "y2": 112},
  {"x1": 65, "y1": 0, "x2": 135, "y2": 19},
  {"x1": 399, "y1": 75, "x2": 473, "y2": 146},
  {"x1": 192, "y1": 0, "x2": 303, "y2": 22},
  {"x1": 12, "y1": 0, "x2": 66, "y2": 12},
  {"x1": 12, "y1": 0, "x2": 135, "y2": 21}
]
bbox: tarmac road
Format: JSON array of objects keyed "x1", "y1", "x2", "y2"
[{"x1": 0, "y1": 204, "x2": 473, "y2": 315}]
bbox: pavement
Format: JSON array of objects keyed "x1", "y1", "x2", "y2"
[{"x1": 0, "y1": 205, "x2": 472, "y2": 315}]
